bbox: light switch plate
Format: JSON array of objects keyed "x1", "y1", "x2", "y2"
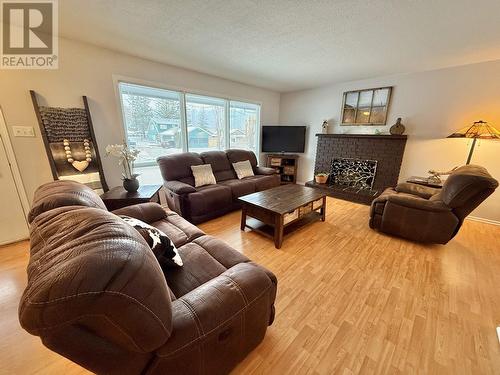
[{"x1": 12, "y1": 126, "x2": 35, "y2": 137}]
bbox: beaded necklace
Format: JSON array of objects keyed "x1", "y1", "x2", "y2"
[{"x1": 63, "y1": 138, "x2": 92, "y2": 172}]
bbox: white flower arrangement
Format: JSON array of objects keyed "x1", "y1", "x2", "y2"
[{"x1": 105, "y1": 143, "x2": 140, "y2": 180}]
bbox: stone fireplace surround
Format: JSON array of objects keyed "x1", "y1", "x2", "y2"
[{"x1": 305, "y1": 134, "x2": 407, "y2": 205}]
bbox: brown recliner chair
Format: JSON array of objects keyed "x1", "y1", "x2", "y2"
[
  {"x1": 369, "y1": 165, "x2": 498, "y2": 244},
  {"x1": 19, "y1": 180, "x2": 277, "y2": 375}
]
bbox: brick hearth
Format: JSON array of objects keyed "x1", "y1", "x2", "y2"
[{"x1": 306, "y1": 133, "x2": 407, "y2": 205}]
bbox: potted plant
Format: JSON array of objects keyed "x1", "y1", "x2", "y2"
[
  {"x1": 106, "y1": 143, "x2": 140, "y2": 192},
  {"x1": 315, "y1": 172, "x2": 329, "y2": 184}
]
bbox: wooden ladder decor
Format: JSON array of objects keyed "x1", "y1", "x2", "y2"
[{"x1": 30, "y1": 90, "x2": 109, "y2": 192}]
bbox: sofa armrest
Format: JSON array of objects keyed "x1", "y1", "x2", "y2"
[
  {"x1": 164, "y1": 180, "x2": 196, "y2": 195},
  {"x1": 112, "y1": 202, "x2": 167, "y2": 223},
  {"x1": 254, "y1": 166, "x2": 277, "y2": 175},
  {"x1": 387, "y1": 194, "x2": 450, "y2": 212},
  {"x1": 395, "y1": 182, "x2": 440, "y2": 199},
  {"x1": 155, "y1": 262, "x2": 276, "y2": 360}
]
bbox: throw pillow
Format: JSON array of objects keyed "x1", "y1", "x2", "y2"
[
  {"x1": 120, "y1": 215, "x2": 183, "y2": 268},
  {"x1": 233, "y1": 160, "x2": 254, "y2": 179},
  {"x1": 191, "y1": 164, "x2": 216, "y2": 187}
]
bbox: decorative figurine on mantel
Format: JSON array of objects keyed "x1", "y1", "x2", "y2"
[
  {"x1": 390, "y1": 117, "x2": 405, "y2": 135},
  {"x1": 322, "y1": 120, "x2": 329, "y2": 134},
  {"x1": 427, "y1": 167, "x2": 458, "y2": 184},
  {"x1": 106, "y1": 143, "x2": 141, "y2": 192}
]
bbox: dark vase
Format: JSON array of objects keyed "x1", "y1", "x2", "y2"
[{"x1": 123, "y1": 177, "x2": 139, "y2": 193}]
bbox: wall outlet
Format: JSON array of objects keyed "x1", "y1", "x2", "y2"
[{"x1": 12, "y1": 126, "x2": 35, "y2": 137}]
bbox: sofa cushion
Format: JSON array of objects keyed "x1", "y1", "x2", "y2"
[
  {"x1": 151, "y1": 211, "x2": 205, "y2": 248},
  {"x1": 200, "y1": 151, "x2": 236, "y2": 182},
  {"x1": 226, "y1": 149, "x2": 258, "y2": 168},
  {"x1": 192, "y1": 235, "x2": 249, "y2": 269},
  {"x1": 186, "y1": 184, "x2": 233, "y2": 216},
  {"x1": 244, "y1": 175, "x2": 280, "y2": 191},
  {"x1": 157, "y1": 152, "x2": 203, "y2": 185},
  {"x1": 164, "y1": 239, "x2": 227, "y2": 297},
  {"x1": 219, "y1": 178, "x2": 256, "y2": 199}
]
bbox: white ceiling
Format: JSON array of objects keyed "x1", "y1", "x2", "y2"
[{"x1": 60, "y1": 0, "x2": 500, "y2": 92}]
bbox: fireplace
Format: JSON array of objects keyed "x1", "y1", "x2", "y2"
[{"x1": 306, "y1": 134, "x2": 407, "y2": 204}]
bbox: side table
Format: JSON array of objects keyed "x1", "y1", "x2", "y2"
[
  {"x1": 100, "y1": 184, "x2": 162, "y2": 211},
  {"x1": 406, "y1": 176, "x2": 443, "y2": 189}
]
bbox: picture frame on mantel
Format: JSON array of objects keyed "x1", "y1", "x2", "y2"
[{"x1": 340, "y1": 86, "x2": 392, "y2": 126}]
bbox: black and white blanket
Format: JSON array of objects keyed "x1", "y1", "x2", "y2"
[{"x1": 120, "y1": 215, "x2": 183, "y2": 268}]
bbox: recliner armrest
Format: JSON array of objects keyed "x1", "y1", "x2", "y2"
[
  {"x1": 395, "y1": 182, "x2": 440, "y2": 199},
  {"x1": 112, "y1": 202, "x2": 168, "y2": 223},
  {"x1": 155, "y1": 262, "x2": 276, "y2": 359},
  {"x1": 254, "y1": 166, "x2": 277, "y2": 175},
  {"x1": 387, "y1": 194, "x2": 450, "y2": 212},
  {"x1": 164, "y1": 180, "x2": 196, "y2": 195}
]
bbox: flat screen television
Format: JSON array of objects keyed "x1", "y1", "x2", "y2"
[{"x1": 261, "y1": 126, "x2": 306, "y2": 153}]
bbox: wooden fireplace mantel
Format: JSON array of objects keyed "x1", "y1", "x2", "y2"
[{"x1": 316, "y1": 133, "x2": 408, "y2": 140}]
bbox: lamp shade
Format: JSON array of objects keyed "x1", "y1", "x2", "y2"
[{"x1": 447, "y1": 120, "x2": 500, "y2": 139}]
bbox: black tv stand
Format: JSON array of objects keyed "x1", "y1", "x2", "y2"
[{"x1": 265, "y1": 154, "x2": 299, "y2": 184}]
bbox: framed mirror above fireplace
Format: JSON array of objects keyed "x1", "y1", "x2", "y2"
[{"x1": 341, "y1": 86, "x2": 392, "y2": 126}]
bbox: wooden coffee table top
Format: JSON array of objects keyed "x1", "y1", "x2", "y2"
[{"x1": 238, "y1": 184, "x2": 326, "y2": 215}]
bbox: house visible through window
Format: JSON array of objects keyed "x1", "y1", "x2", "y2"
[
  {"x1": 185, "y1": 94, "x2": 226, "y2": 152},
  {"x1": 230, "y1": 101, "x2": 260, "y2": 151},
  {"x1": 118, "y1": 82, "x2": 261, "y2": 184}
]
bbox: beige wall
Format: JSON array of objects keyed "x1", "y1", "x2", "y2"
[
  {"x1": 1, "y1": 37, "x2": 498, "y2": 222},
  {"x1": 0, "y1": 38, "x2": 280, "y2": 202},
  {"x1": 279, "y1": 60, "x2": 500, "y2": 222}
]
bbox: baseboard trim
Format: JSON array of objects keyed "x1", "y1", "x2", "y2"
[
  {"x1": 466, "y1": 216, "x2": 500, "y2": 226},
  {"x1": 0, "y1": 235, "x2": 29, "y2": 247}
]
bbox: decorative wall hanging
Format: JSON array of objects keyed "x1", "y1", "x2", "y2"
[
  {"x1": 341, "y1": 86, "x2": 392, "y2": 126},
  {"x1": 30, "y1": 90, "x2": 108, "y2": 193}
]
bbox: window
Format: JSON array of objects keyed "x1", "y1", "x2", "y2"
[
  {"x1": 119, "y1": 83, "x2": 182, "y2": 166},
  {"x1": 185, "y1": 94, "x2": 226, "y2": 152},
  {"x1": 230, "y1": 101, "x2": 260, "y2": 153},
  {"x1": 118, "y1": 82, "x2": 261, "y2": 184}
]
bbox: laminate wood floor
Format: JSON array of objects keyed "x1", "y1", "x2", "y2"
[{"x1": 1, "y1": 198, "x2": 499, "y2": 374}]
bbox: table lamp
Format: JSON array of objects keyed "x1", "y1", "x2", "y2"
[{"x1": 447, "y1": 120, "x2": 500, "y2": 164}]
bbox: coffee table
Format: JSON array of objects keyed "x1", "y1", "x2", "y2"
[{"x1": 238, "y1": 184, "x2": 327, "y2": 249}]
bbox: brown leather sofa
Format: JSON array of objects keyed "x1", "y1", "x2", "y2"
[
  {"x1": 369, "y1": 165, "x2": 498, "y2": 244},
  {"x1": 157, "y1": 149, "x2": 280, "y2": 224},
  {"x1": 19, "y1": 180, "x2": 277, "y2": 375}
]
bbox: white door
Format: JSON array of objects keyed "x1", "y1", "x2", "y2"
[{"x1": 0, "y1": 132, "x2": 28, "y2": 245}]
